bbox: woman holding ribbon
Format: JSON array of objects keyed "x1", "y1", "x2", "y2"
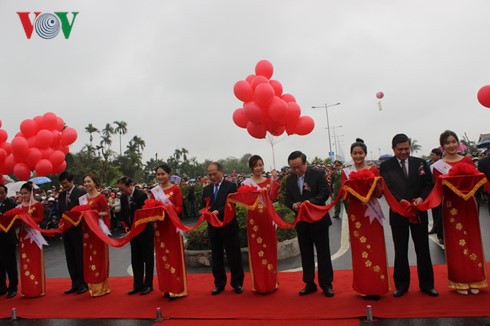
[
  {"x1": 81, "y1": 173, "x2": 111, "y2": 297},
  {"x1": 431, "y1": 130, "x2": 487, "y2": 295},
  {"x1": 239, "y1": 155, "x2": 279, "y2": 294},
  {"x1": 17, "y1": 182, "x2": 46, "y2": 298},
  {"x1": 151, "y1": 164, "x2": 187, "y2": 301},
  {"x1": 341, "y1": 139, "x2": 390, "y2": 300}
]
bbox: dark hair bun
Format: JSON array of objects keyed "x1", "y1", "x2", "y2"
[{"x1": 356, "y1": 138, "x2": 364, "y2": 143}]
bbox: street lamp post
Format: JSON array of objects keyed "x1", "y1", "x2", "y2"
[{"x1": 312, "y1": 102, "x2": 341, "y2": 160}]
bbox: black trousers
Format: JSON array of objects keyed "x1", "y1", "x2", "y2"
[
  {"x1": 390, "y1": 212, "x2": 434, "y2": 291},
  {"x1": 0, "y1": 231, "x2": 18, "y2": 292},
  {"x1": 296, "y1": 218, "x2": 334, "y2": 289},
  {"x1": 63, "y1": 226, "x2": 86, "y2": 289},
  {"x1": 209, "y1": 231, "x2": 244, "y2": 289},
  {"x1": 130, "y1": 224, "x2": 154, "y2": 289}
]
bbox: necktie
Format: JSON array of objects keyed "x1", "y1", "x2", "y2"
[
  {"x1": 401, "y1": 159, "x2": 408, "y2": 178},
  {"x1": 297, "y1": 175, "x2": 304, "y2": 195},
  {"x1": 213, "y1": 184, "x2": 219, "y2": 201}
]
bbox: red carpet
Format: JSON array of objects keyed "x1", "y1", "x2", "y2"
[{"x1": 1, "y1": 263, "x2": 489, "y2": 321}]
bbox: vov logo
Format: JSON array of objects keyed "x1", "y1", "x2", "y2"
[{"x1": 17, "y1": 12, "x2": 79, "y2": 39}]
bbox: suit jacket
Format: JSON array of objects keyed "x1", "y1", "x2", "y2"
[
  {"x1": 0, "y1": 197, "x2": 17, "y2": 242},
  {"x1": 120, "y1": 188, "x2": 148, "y2": 228},
  {"x1": 58, "y1": 187, "x2": 87, "y2": 214},
  {"x1": 478, "y1": 156, "x2": 490, "y2": 189},
  {"x1": 201, "y1": 180, "x2": 239, "y2": 238},
  {"x1": 285, "y1": 166, "x2": 331, "y2": 227},
  {"x1": 379, "y1": 156, "x2": 433, "y2": 203}
]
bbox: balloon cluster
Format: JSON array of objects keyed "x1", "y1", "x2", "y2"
[
  {"x1": 232, "y1": 60, "x2": 315, "y2": 139},
  {"x1": 0, "y1": 112, "x2": 78, "y2": 180}
]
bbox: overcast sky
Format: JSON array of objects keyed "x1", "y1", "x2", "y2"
[{"x1": 1, "y1": 1, "x2": 490, "y2": 171}]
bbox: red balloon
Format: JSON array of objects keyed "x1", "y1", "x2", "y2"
[
  {"x1": 25, "y1": 148, "x2": 43, "y2": 169},
  {"x1": 36, "y1": 130, "x2": 53, "y2": 149},
  {"x1": 269, "y1": 125, "x2": 285, "y2": 136},
  {"x1": 0, "y1": 142, "x2": 11, "y2": 155},
  {"x1": 43, "y1": 112, "x2": 58, "y2": 130},
  {"x1": 245, "y1": 74, "x2": 256, "y2": 84},
  {"x1": 477, "y1": 85, "x2": 490, "y2": 108},
  {"x1": 13, "y1": 162, "x2": 30, "y2": 180},
  {"x1": 60, "y1": 128, "x2": 78, "y2": 146},
  {"x1": 33, "y1": 115, "x2": 43, "y2": 128},
  {"x1": 243, "y1": 102, "x2": 263, "y2": 123},
  {"x1": 20, "y1": 119, "x2": 39, "y2": 138},
  {"x1": 52, "y1": 161, "x2": 67, "y2": 174},
  {"x1": 295, "y1": 116, "x2": 315, "y2": 136},
  {"x1": 0, "y1": 174, "x2": 4, "y2": 185},
  {"x1": 233, "y1": 80, "x2": 253, "y2": 102},
  {"x1": 269, "y1": 80, "x2": 283, "y2": 96},
  {"x1": 281, "y1": 93, "x2": 296, "y2": 103},
  {"x1": 250, "y1": 76, "x2": 269, "y2": 89},
  {"x1": 0, "y1": 148, "x2": 6, "y2": 163},
  {"x1": 285, "y1": 123, "x2": 296, "y2": 136},
  {"x1": 35, "y1": 159, "x2": 53, "y2": 176},
  {"x1": 11, "y1": 136, "x2": 29, "y2": 159},
  {"x1": 246, "y1": 121, "x2": 267, "y2": 139},
  {"x1": 27, "y1": 136, "x2": 37, "y2": 148},
  {"x1": 253, "y1": 83, "x2": 275, "y2": 108},
  {"x1": 51, "y1": 130, "x2": 61, "y2": 147},
  {"x1": 56, "y1": 117, "x2": 65, "y2": 131},
  {"x1": 0, "y1": 120, "x2": 2, "y2": 128},
  {"x1": 0, "y1": 129, "x2": 7, "y2": 143},
  {"x1": 60, "y1": 145, "x2": 70, "y2": 155},
  {"x1": 376, "y1": 91, "x2": 384, "y2": 99},
  {"x1": 2, "y1": 155, "x2": 16, "y2": 174},
  {"x1": 269, "y1": 96, "x2": 288, "y2": 123},
  {"x1": 286, "y1": 102, "x2": 301, "y2": 124},
  {"x1": 255, "y1": 60, "x2": 273, "y2": 79},
  {"x1": 232, "y1": 108, "x2": 249, "y2": 129},
  {"x1": 49, "y1": 150, "x2": 65, "y2": 167},
  {"x1": 40, "y1": 148, "x2": 54, "y2": 159}
]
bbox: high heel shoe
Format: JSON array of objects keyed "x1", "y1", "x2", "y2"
[
  {"x1": 470, "y1": 288, "x2": 480, "y2": 295},
  {"x1": 456, "y1": 290, "x2": 468, "y2": 295}
]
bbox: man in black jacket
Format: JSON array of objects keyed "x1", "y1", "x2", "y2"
[
  {"x1": 285, "y1": 151, "x2": 334, "y2": 297},
  {"x1": 117, "y1": 176, "x2": 153, "y2": 295},
  {"x1": 58, "y1": 171, "x2": 88, "y2": 295},
  {"x1": 201, "y1": 162, "x2": 244, "y2": 295},
  {"x1": 380, "y1": 134, "x2": 438, "y2": 298},
  {"x1": 0, "y1": 184, "x2": 17, "y2": 298}
]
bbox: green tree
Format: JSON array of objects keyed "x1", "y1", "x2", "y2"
[
  {"x1": 410, "y1": 138, "x2": 422, "y2": 153},
  {"x1": 113, "y1": 120, "x2": 128, "y2": 156},
  {"x1": 84, "y1": 123, "x2": 99, "y2": 156}
]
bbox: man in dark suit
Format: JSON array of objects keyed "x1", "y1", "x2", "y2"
[
  {"x1": 0, "y1": 184, "x2": 18, "y2": 298},
  {"x1": 58, "y1": 171, "x2": 88, "y2": 295},
  {"x1": 285, "y1": 151, "x2": 334, "y2": 297},
  {"x1": 117, "y1": 176, "x2": 153, "y2": 295},
  {"x1": 201, "y1": 162, "x2": 244, "y2": 295},
  {"x1": 478, "y1": 153, "x2": 490, "y2": 215},
  {"x1": 379, "y1": 134, "x2": 438, "y2": 297}
]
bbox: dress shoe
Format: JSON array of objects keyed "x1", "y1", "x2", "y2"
[
  {"x1": 421, "y1": 288, "x2": 439, "y2": 297},
  {"x1": 77, "y1": 286, "x2": 88, "y2": 294},
  {"x1": 64, "y1": 287, "x2": 78, "y2": 295},
  {"x1": 211, "y1": 287, "x2": 225, "y2": 295},
  {"x1": 163, "y1": 292, "x2": 170, "y2": 298},
  {"x1": 6, "y1": 290, "x2": 17, "y2": 299},
  {"x1": 140, "y1": 287, "x2": 153, "y2": 295},
  {"x1": 234, "y1": 286, "x2": 243, "y2": 294},
  {"x1": 393, "y1": 289, "x2": 407, "y2": 298},
  {"x1": 322, "y1": 287, "x2": 334, "y2": 297},
  {"x1": 299, "y1": 285, "x2": 317, "y2": 296},
  {"x1": 128, "y1": 288, "x2": 141, "y2": 295}
]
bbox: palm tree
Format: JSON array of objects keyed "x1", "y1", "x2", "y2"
[
  {"x1": 85, "y1": 123, "x2": 99, "y2": 147},
  {"x1": 131, "y1": 136, "x2": 146, "y2": 153},
  {"x1": 410, "y1": 138, "x2": 422, "y2": 153},
  {"x1": 113, "y1": 120, "x2": 128, "y2": 156},
  {"x1": 102, "y1": 123, "x2": 114, "y2": 138},
  {"x1": 180, "y1": 148, "x2": 189, "y2": 162}
]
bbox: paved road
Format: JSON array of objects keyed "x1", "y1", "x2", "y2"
[{"x1": 42, "y1": 198, "x2": 490, "y2": 278}]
